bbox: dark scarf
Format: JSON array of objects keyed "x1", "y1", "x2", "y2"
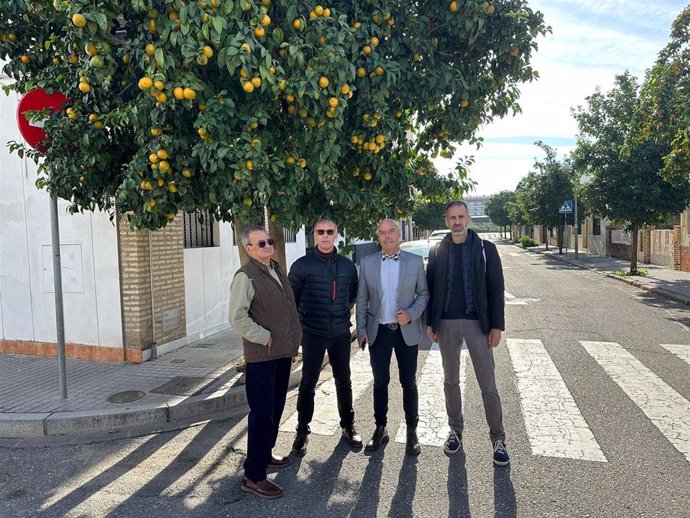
[{"x1": 443, "y1": 231, "x2": 476, "y2": 314}]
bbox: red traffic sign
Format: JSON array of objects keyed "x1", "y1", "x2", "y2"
[{"x1": 16, "y1": 88, "x2": 70, "y2": 152}]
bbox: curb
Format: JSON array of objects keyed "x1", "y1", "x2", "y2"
[
  {"x1": 0, "y1": 361, "x2": 306, "y2": 441},
  {"x1": 523, "y1": 245, "x2": 690, "y2": 306}
]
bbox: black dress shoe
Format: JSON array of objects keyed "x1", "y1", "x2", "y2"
[
  {"x1": 342, "y1": 425, "x2": 363, "y2": 448},
  {"x1": 406, "y1": 428, "x2": 421, "y2": 456},
  {"x1": 268, "y1": 454, "x2": 290, "y2": 468},
  {"x1": 292, "y1": 431, "x2": 308, "y2": 457},
  {"x1": 365, "y1": 425, "x2": 389, "y2": 451},
  {"x1": 241, "y1": 476, "x2": 283, "y2": 499}
]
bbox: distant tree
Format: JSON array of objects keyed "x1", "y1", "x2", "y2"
[
  {"x1": 639, "y1": 7, "x2": 690, "y2": 185},
  {"x1": 485, "y1": 190, "x2": 515, "y2": 237},
  {"x1": 412, "y1": 200, "x2": 446, "y2": 233},
  {"x1": 572, "y1": 72, "x2": 690, "y2": 274},
  {"x1": 514, "y1": 142, "x2": 573, "y2": 252}
]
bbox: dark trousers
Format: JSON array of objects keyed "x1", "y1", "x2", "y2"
[
  {"x1": 296, "y1": 330, "x2": 354, "y2": 432},
  {"x1": 369, "y1": 325, "x2": 419, "y2": 428},
  {"x1": 244, "y1": 356, "x2": 292, "y2": 483}
]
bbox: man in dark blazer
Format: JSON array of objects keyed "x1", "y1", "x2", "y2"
[
  {"x1": 426, "y1": 200, "x2": 509, "y2": 466},
  {"x1": 356, "y1": 219, "x2": 429, "y2": 455}
]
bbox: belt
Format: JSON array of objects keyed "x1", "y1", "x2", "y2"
[{"x1": 381, "y1": 322, "x2": 399, "y2": 330}]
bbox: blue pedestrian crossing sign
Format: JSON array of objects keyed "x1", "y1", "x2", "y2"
[{"x1": 559, "y1": 200, "x2": 573, "y2": 214}]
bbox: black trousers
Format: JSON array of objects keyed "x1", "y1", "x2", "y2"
[
  {"x1": 296, "y1": 330, "x2": 355, "y2": 433},
  {"x1": 369, "y1": 324, "x2": 419, "y2": 428},
  {"x1": 244, "y1": 356, "x2": 292, "y2": 482}
]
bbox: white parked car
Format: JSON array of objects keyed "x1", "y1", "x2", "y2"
[
  {"x1": 399, "y1": 239, "x2": 431, "y2": 268},
  {"x1": 428, "y1": 229, "x2": 450, "y2": 243}
]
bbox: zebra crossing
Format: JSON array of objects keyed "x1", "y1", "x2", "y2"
[{"x1": 280, "y1": 339, "x2": 690, "y2": 464}]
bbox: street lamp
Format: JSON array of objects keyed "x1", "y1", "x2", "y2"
[{"x1": 560, "y1": 163, "x2": 578, "y2": 259}]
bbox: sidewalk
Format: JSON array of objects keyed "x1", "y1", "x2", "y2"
[
  {"x1": 523, "y1": 243, "x2": 690, "y2": 306},
  {"x1": 0, "y1": 327, "x2": 306, "y2": 445}
]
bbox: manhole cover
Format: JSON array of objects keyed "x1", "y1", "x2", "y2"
[
  {"x1": 107, "y1": 390, "x2": 146, "y2": 403},
  {"x1": 0, "y1": 473, "x2": 10, "y2": 484},
  {"x1": 170, "y1": 359, "x2": 185, "y2": 364},
  {"x1": 191, "y1": 342, "x2": 215, "y2": 349},
  {"x1": 150, "y1": 376, "x2": 217, "y2": 396}
]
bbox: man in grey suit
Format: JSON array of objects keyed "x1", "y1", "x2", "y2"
[{"x1": 356, "y1": 219, "x2": 429, "y2": 455}]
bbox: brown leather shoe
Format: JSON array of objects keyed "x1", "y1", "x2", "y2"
[
  {"x1": 241, "y1": 476, "x2": 284, "y2": 499},
  {"x1": 268, "y1": 454, "x2": 290, "y2": 469}
]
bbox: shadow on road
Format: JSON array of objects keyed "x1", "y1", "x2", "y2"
[{"x1": 493, "y1": 465, "x2": 516, "y2": 518}]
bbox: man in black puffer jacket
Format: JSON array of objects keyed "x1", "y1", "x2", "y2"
[{"x1": 288, "y1": 218, "x2": 361, "y2": 457}]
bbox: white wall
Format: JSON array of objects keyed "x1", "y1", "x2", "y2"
[
  {"x1": 182, "y1": 224, "x2": 306, "y2": 345},
  {"x1": 0, "y1": 84, "x2": 123, "y2": 347}
]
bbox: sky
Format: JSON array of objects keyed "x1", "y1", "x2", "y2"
[{"x1": 432, "y1": 0, "x2": 688, "y2": 197}]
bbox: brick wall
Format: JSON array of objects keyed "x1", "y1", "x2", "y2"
[
  {"x1": 606, "y1": 229, "x2": 632, "y2": 261},
  {"x1": 117, "y1": 214, "x2": 186, "y2": 361}
]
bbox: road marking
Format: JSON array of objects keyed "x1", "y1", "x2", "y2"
[
  {"x1": 394, "y1": 342, "x2": 468, "y2": 446},
  {"x1": 581, "y1": 341, "x2": 690, "y2": 463},
  {"x1": 661, "y1": 344, "x2": 690, "y2": 365},
  {"x1": 280, "y1": 347, "x2": 373, "y2": 435},
  {"x1": 507, "y1": 339, "x2": 607, "y2": 462},
  {"x1": 505, "y1": 291, "x2": 540, "y2": 305}
]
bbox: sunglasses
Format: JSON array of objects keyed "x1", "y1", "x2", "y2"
[
  {"x1": 315, "y1": 229, "x2": 336, "y2": 235},
  {"x1": 248, "y1": 238, "x2": 275, "y2": 248}
]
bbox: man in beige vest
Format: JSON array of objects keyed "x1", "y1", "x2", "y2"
[{"x1": 228, "y1": 225, "x2": 302, "y2": 499}]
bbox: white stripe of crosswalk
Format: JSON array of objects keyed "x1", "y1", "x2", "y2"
[
  {"x1": 394, "y1": 342, "x2": 468, "y2": 446},
  {"x1": 581, "y1": 341, "x2": 690, "y2": 463},
  {"x1": 506, "y1": 339, "x2": 607, "y2": 462},
  {"x1": 661, "y1": 344, "x2": 690, "y2": 365},
  {"x1": 280, "y1": 347, "x2": 373, "y2": 435}
]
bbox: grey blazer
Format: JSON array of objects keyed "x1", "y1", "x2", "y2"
[{"x1": 356, "y1": 250, "x2": 430, "y2": 346}]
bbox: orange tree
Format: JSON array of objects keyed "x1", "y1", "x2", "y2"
[
  {"x1": 638, "y1": 6, "x2": 690, "y2": 185},
  {"x1": 0, "y1": 0, "x2": 547, "y2": 239}
]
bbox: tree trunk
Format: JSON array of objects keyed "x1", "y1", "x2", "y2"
[
  {"x1": 557, "y1": 226, "x2": 563, "y2": 254},
  {"x1": 267, "y1": 213, "x2": 287, "y2": 273},
  {"x1": 543, "y1": 226, "x2": 549, "y2": 251},
  {"x1": 629, "y1": 224, "x2": 639, "y2": 274},
  {"x1": 233, "y1": 218, "x2": 249, "y2": 266}
]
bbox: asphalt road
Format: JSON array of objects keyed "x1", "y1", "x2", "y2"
[{"x1": 0, "y1": 239, "x2": 688, "y2": 517}]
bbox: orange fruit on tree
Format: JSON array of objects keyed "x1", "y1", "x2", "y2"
[
  {"x1": 151, "y1": 128, "x2": 162, "y2": 136},
  {"x1": 202, "y1": 45, "x2": 214, "y2": 58},
  {"x1": 318, "y1": 76, "x2": 329, "y2": 88},
  {"x1": 173, "y1": 87, "x2": 185, "y2": 100},
  {"x1": 363, "y1": 45, "x2": 372, "y2": 55},
  {"x1": 243, "y1": 81, "x2": 255, "y2": 93},
  {"x1": 251, "y1": 76, "x2": 261, "y2": 88},
  {"x1": 261, "y1": 15, "x2": 271, "y2": 26},
  {"x1": 94, "y1": 121, "x2": 104, "y2": 130},
  {"x1": 20, "y1": 54, "x2": 30, "y2": 64},
  {"x1": 157, "y1": 149, "x2": 169, "y2": 159},
  {"x1": 78, "y1": 81, "x2": 91, "y2": 93},
  {"x1": 183, "y1": 87, "x2": 196, "y2": 100},
  {"x1": 254, "y1": 26, "x2": 265, "y2": 38},
  {"x1": 370, "y1": 36, "x2": 379, "y2": 47},
  {"x1": 72, "y1": 13, "x2": 87, "y2": 27},
  {"x1": 328, "y1": 97, "x2": 338, "y2": 107},
  {"x1": 138, "y1": 76, "x2": 153, "y2": 89},
  {"x1": 374, "y1": 66, "x2": 384, "y2": 76},
  {"x1": 292, "y1": 18, "x2": 301, "y2": 30},
  {"x1": 356, "y1": 67, "x2": 366, "y2": 78},
  {"x1": 241, "y1": 42, "x2": 252, "y2": 53},
  {"x1": 450, "y1": 1, "x2": 459, "y2": 12},
  {"x1": 323, "y1": 8, "x2": 330, "y2": 16},
  {"x1": 182, "y1": 168, "x2": 193, "y2": 178}
]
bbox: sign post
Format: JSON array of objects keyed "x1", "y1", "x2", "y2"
[
  {"x1": 16, "y1": 88, "x2": 70, "y2": 399},
  {"x1": 559, "y1": 200, "x2": 573, "y2": 254}
]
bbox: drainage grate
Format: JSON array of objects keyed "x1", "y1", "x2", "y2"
[
  {"x1": 107, "y1": 390, "x2": 146, "y2": 403},
  {"x1": 170, "y1": 359, "x2": 186, "y2": 364},
  {"x1": 150, "y1": 376, "x2": 218, "y2": 396}
]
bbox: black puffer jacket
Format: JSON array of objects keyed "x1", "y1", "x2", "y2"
[{"x1": 288, "y1": 247, "x2": 358, "y2": 338}]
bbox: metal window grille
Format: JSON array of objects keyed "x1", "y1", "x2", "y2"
[
  {"x1": 283, "y1": 227, "x2": 297, "y2": 243},
  {"x1": 183, "y1": 211, "x2": 215, "y2": 248}
]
